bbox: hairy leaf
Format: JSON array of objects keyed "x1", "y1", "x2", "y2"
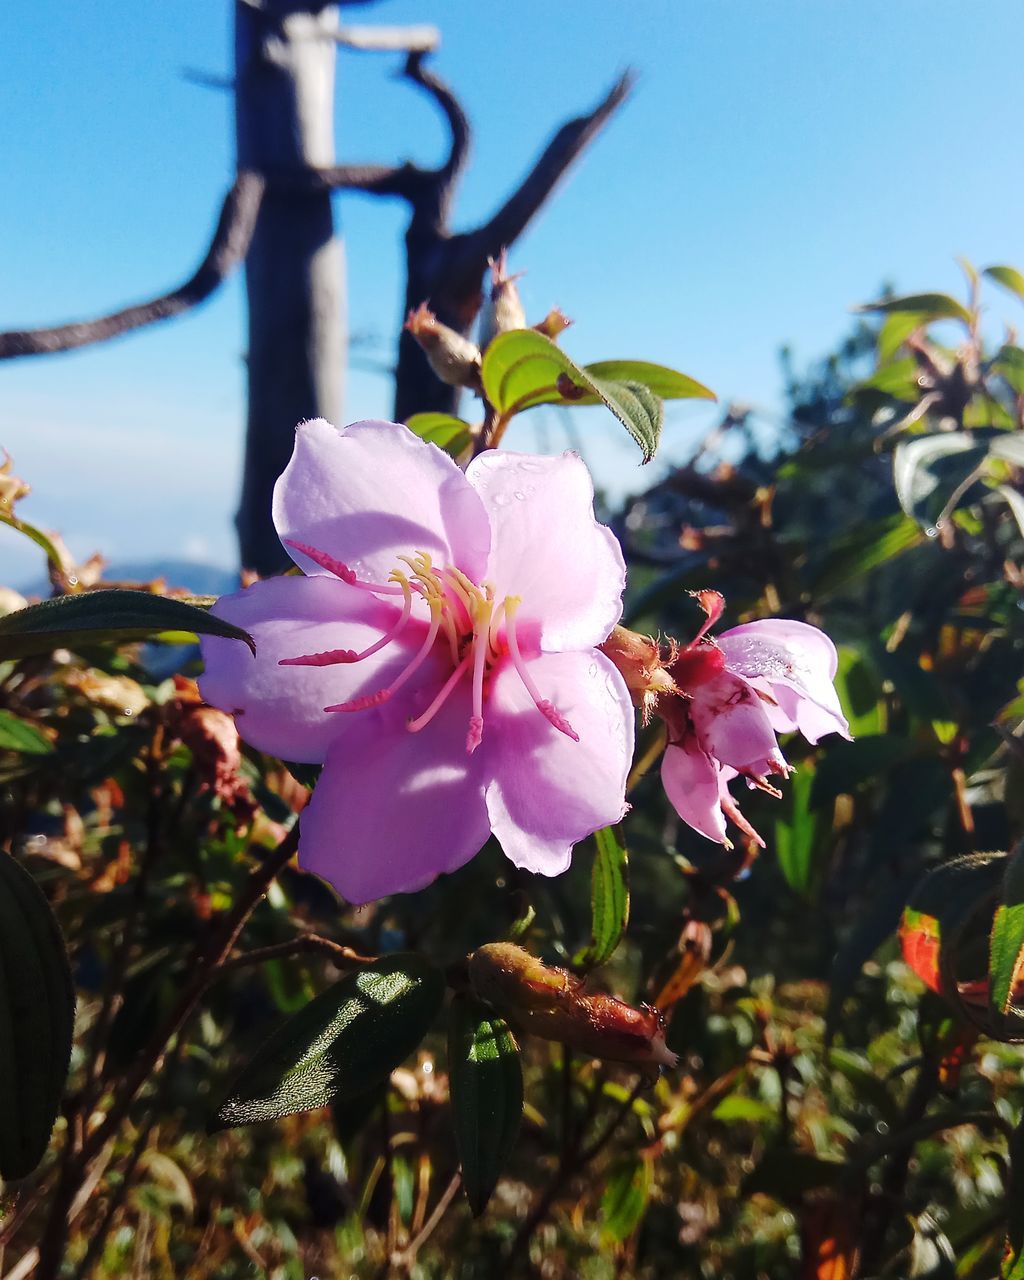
[{"x1": 574, "y1": 825, "x2": 630, "y2": 969}]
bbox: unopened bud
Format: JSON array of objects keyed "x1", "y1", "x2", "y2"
[
  {"x1": 0, "y1": 450, "x2": 30, "y2": 511},
  {"x1": 478, "y1": 251, "x2": 526, "y2": 351},
  {"x1": 533, "y1": 308, "x2": 573, "y2": 340},
  {"x1": 599, "y1": 625, "x2": 678, "y2": 723},
  {"x1": 467, "y1": 942, "x2": 677, "y2": 1069},
  {"x1": 405, "y1": 303, "x2": 482, "y2": 390}
]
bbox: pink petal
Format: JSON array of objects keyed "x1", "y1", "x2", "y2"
[
  {"x1": 483, "y1": 651, "x2": 633, "y2": 876},
  {"x1": 198, "y1": 575, "x2": 431, "y2": 764},
  {"x1": 298, "y1": 680, "x2": 490, "y2": 903},
  {"x1": 661, "y1": 741, "x2": 728, "y2": 844},
  {"x1": 273, "y1": 419, "x2": 491, "y2": 585},
  {"x1": 464, "y1": 450, "x2": 625, "y2": 651},
  {"x1": 689, "y1": 671, "x2": 786, "y2": 775},
  {"x1": 717, "y1": 619, "x2": 851, "y2": 742}
]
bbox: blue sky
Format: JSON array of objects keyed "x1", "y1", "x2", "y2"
[{"x1": 2, "y1": 0, "x2": 1022, "y2": 585}]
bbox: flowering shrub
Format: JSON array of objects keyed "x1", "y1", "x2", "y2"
[{"x1": 2, "y1": 265, "x2": 1024, "y2": 1277}]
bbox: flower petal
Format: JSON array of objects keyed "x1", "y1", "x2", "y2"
[
  {"x1": 465, "y1": 450, "x2": 625, "y2": 650},
  {"x1": 717, "y1": 619, "x2": 851, "y2": 742},
  {"x1": 298, "y1": 682, "x2": 490, "y2": 903},
  {"x1": 274, "y1": 419, "x2": 491, "y2": 584},
  {"x1": 689, "y1": 671, "x2": 787, "y2": 776},
  {"x1": 661, "y1": 740, "x2": 728, "y2": 844},
  {"x1": 198, "y1": 575, "x2": 428, "y2": 764},
  {"x1": 483, "y1": 651, "x2": 633, "y2": 876}
]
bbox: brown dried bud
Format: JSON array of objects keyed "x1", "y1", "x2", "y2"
[
  {"x1": 405, "y1": 302, "x2": 482, "y2": 390},
  {"x1": 467, "y1": 942, "x2": 677, "y2": 1069},
  {"x1": 165, "y1": 677, "x2": 257, "y2": 824},
  {"x1": 478, "y1": 250, "x2": 527, "y2": 351},
  {"x1": 599, "y1": 625, "x2": 678, "y2": 723},
  {"x1": 533, "y1": 307, "x2": 573, "y2": 340}
]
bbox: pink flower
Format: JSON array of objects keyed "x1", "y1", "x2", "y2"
[
  {"x1": 199, "y1": 420, "x2": 633, "y2": 903},
  {"x1": 659, "y1": 592, "x2": 850, "y2": 848}
]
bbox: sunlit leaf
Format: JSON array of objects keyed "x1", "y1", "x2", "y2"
[
  {"x1": 573, "y1": 825, "x2": 629, "y2": 969},
  {"x1": 214, "y1": 954, "x2": 444, "y2": 1128},
  {"x1": 600, "y1": 1156, "x2": 652, "y2": 1243},
  {"x1": 876, "y1": 311, "x2": 928, "y2": 365},
  {"x1": 0, "y1": 709, "x2": 53, "y2": 755},
  {"x1": 855, "y1": 292, "x2": 973, "y2": 327},
  {"x1": 774, "y1": 763, "x2": 822, "y2": 898},
  {"x1": 448, "y1": 996, "x2": 523, "y2": 1216},
  {"x1": 582, "y1": 359, "x2": 715, "y2": 402},
  {"x1": 984, "y1": 264, "x2": 1024, "y2": 305},
  {"x1": 989, "y1": 841, "x2": 1024, "y2": 1019},
  {"x1": 405, "y1": 412, "x2": 473, "y2": 457},
  {"x1": 0, "y1": 590, "x2": 255, "y2": 661},
  {"x1": 892, "y1": 432, "x2": 987, "y2": 526},
  {"x1": 811, "y1": 514, "x2": 924, "y2": 597}
]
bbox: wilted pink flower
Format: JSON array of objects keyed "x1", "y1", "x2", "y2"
[
  {"x1": 652, "y1": 592, "x2": 848, "y2": 848},
  {"x1": 199, "y1": 420, "x2": 633, "y2": 903}
]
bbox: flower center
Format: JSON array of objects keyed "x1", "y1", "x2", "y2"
[{"x1": 279, "y1": 540, "x2": 579, "y2": 754}]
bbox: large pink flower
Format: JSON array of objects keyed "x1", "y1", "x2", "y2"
[
  {"x1": 659, "y1": 593, "x2": 850, "y2": 848},
  {"x1": 199, "y1": 420, "x2": 633, "y2": 903}
]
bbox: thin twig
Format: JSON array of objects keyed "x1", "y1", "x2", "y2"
[
  {"x1": 0, "y1": 173, "x2": 265, "y2": 359},
  {"x1": 216, "y1": 933, "x2": 375, "y2": 977},
  {"x1": 393, "y1": 1173, "x2": 461, "y2": 1269}
]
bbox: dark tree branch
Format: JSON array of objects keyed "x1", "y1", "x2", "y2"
[
  {"x1": 0, "y1": 172, "x2": 265, "y2": 360},
  {"x1": 402, "y1": 50, "x2": 471, "y2": 200},
  {"x1": 462, "y1": 69, "x2": 634, "y2": 267}
]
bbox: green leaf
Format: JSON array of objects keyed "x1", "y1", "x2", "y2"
[
  {"x1": 405, "y1": 413, "x2": 473, "y2": 457},
  {"x1": 774, "y1": 763, "x2": 822, "y2": 898},
  {"x1": 447, "y1": 995, "x2": 523, "y2": 1216},
  {"x1": 0, "y1": 590, "x2": 255, "y2": 661},
  {"x1": 993, "y1": 345, "x2": 1024, "y2": 395},
  {"x1": 877, "y1": 311, "x2": 928, "y2": 364},
  {"x1": 833, "y1": 648, "x2": 885, "y2": 737},
  {"x1": 892, "y1": 432, "x2": 987, "y2": 525},
  {"x1": 989, "y1": 841, "x2": 1024, "y2": 1019},
  {"x1": 600, "y1": 1156, "x2": 652, "y2": 1243},
  {"x1": 0, "y1": 709, "x2": 53, "y2": 755},
  {"x1": 984, "y1": 264, "x2": 1024, "y2": 305},
  {"x1": 999, "y1": 484, "x2": 1024, "y2": 540},
  {"x1": 0, "y1": 851, "x2": 75, "y2": 1179},
  {"x1": 711, "y1": 1095, "x2": 777, "y2": 1125},
  {"x1": 573, "y1": 825, "x2": 629, "y2": 969},
  {"x1": 480, "y1": 330, "x2": 667, "y2": 461},
  {"x1": 811, "y1": 513, "x2": 924, "y2": 597},
  {"x1": 0, "y1": 509, "x2": 70, "y2": 577},
  {"x1": 743, "y1": 1149, "x2": 847, "y2": 1202},
  {"x1": 582, "y1": 360, "x2": 715, "y2": 402},
  {"x1": 855, "y1": 292, "x2": 973, "y2": 327},
  {"x1": 214, "y1": 954, "x2": 444, "y2": 1128}
]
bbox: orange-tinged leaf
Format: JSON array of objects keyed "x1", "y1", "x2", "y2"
[
  {"x1": 900, "y1": 907, "x2": 942, "y2": 993},
  {"x1": 800, "y1": 1198, "x2": 860, "y2": 1280}
]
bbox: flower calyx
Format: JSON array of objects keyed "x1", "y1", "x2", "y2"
[{"x1": 404, "y1": 302, "x2": 483, "y2": 391}]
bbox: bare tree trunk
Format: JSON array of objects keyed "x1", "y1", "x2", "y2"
[{"x1": 235, "y1": 0, "x2": 345, "y2": 576}]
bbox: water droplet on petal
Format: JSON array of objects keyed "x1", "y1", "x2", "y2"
[
  {"x1": 493, "y1": 492, "x2": 511, "y2": 507},
  {"x1": 513, "y1": 490, "x2": 526, "y2": 501},
  {"x1": 925, "y1": 526, "x2": 938, "y2": 539}
]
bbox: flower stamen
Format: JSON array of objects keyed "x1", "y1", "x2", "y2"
[
  {"x1": 324, "y1": 596, "x2": 444, "y2": 714},
  {"x1": 504, "y1": 598, "x2": 579, "y2": 742},
  {"x1": 407, "y1": 654, "x2": 472, "y2": 733}
]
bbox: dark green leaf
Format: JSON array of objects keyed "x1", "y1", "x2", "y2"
[
  {"x1": 811, "y1": 513, "x2": 924, "y2": 597},
  {"x1": 0, "y1": 590, "x2": 255, "y2": 661},
  {"x1": 600, "y1": 1157, "x2": 652, "y2": 1242},
  {"x1": 582, "y1": 359, "x2": 715, "y2": 402},
  {"x1": 405, "y1": 413, "x2": 473, "y2": 457},
  {"x1": 0, "y1": 709, "x2": 53, "y2": 755},
  {"x1": 573, "y1": 825, "x2": 629, "y2": 969},
  {"x1": 742, "y1": 1149, "x2": 847, "y2": 1202},
  {"x1": 810, "y1": 735, "x2": 911, "y2": 807},
  {"x1": 993, "y1": 345, "x2": 1024, "y2": 395},
  {"x1": 855, "y1": 292, "x2": 973, "y2": 327},
  {"x1": 214, "y1": 954, "x2": 444, "y2": 1128},
  {"x1": 984, "y1": 264, "x2": 1024, "y2": 305},
  {"x1": 0, "y1": 852, "x2": 75, "y2": 1178},
  {"x1": 592, "y1": 378, "x2": 664, "y2": 462},
  {"x1": 447, "y1": 995, "x2": 523, "y2": 1216},
  {"x1": 826, "y1": 873, "x2": 919, "y2": 1041}
]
